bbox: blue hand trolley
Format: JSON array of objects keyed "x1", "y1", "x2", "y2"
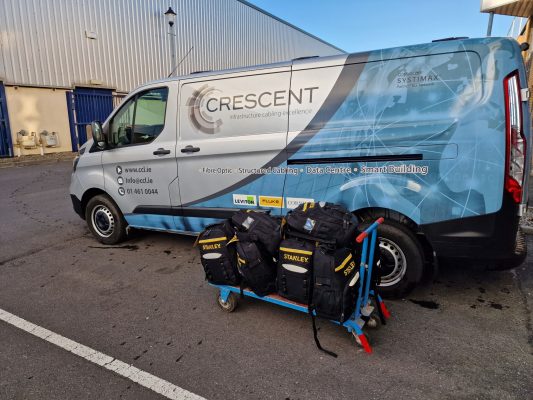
[{"x1": 211, "y1": 218, "x2": 390, "y2": 354}]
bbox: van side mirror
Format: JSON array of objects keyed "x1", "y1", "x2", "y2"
[{"x1": 91, "y1": 121, "x2": 106, "y2": 149}]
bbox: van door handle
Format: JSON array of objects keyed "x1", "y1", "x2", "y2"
[
  {"x1": 181, "y1": 145, "x2": 200, "y2": 153},
  {"x1": 153, "y1": 148, "x2": 171, "y2": 155}
]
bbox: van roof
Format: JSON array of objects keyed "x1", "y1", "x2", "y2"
[{"x1": 137, "y1": 37, "x2": 515, "y2": 89}]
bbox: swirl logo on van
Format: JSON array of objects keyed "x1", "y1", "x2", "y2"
[{"x1": 186, "y1": 84, "x2": 223, "y2": 134}]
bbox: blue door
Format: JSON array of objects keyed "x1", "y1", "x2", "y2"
[
  {"x1": 0, "y1": 83, "x2": 13, "y2": 157},
  {"x1": 71, "y1": 87, "x2": 114, "y2": 148}
]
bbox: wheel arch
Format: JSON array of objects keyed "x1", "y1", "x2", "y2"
[
  {"x1": 80, "y1": 188, "x2": 108, "y2": 219},
  {"x1": 353, "y1": 207, "x2": 435, "y2": 262}
]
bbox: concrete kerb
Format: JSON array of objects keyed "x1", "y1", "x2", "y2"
[{"x1": 0, "y1": 153, "x2": 76, "y2": 169}]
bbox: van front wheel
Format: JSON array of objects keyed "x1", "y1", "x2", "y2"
[
  {"x1": 85, "y1": 194, "x2": 128, "y2": 245},
  {"x1": 368, "y1": 221, "x2": 424, "y2": 298}
]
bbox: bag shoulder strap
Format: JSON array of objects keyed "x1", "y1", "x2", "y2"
[{"x1": 308, "y1": 304, "x2": 338, "y2": 358}]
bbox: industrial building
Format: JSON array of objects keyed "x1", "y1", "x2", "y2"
[
  {"x1": 481, "y1": 0, "x2": 533, "y2": 110},
  {"x1": 0, "y1": 0, "x2": 342, "y2": 157}
]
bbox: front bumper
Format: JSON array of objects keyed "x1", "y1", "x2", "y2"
[{"x1": 71, "y1": 194, "x2": 84, "y2": 219}]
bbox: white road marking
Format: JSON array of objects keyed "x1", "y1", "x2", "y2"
[{"x1": 0, "y1": 307, "x2": 205, "y2": 400}]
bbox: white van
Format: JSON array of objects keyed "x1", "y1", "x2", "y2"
[{"x1": 70, "y1": 37, "x2": 530, "y2": 296}]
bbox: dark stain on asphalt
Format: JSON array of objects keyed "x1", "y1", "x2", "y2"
[
  {"x1": 197, "y1": 340, "x2": 203, "y2": 345},
  {"x1": 477, "y1": 298, "x2": 485, "y2": 303},
  {"x1": 88, "y1": 245, "x2": 139, "y2": 251},
  {"x1": 175, "y1": 354, "x2": 184, "y2": 363},
  {"x1": 155, "y1": 266, "x2": 179, "y2": 274},
  {"x1": 164, "y1": 250, "x2": 171, "y2": 255},
  {"x1": 489, "y1": 302, "x2": 503, "y2": 310},
  {"x1": 133, "y1": 349, "x2": 148, "y2": 360},
  {"x1": 409, "y1": 299, "x2": 439, "y2": 309}
]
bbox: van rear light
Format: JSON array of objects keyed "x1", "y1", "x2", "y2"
[{"x1": 504, "y1": 71, "x2": 526, "y2": 204}]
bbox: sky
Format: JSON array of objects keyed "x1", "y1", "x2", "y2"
[{"x1": 248, "y1": 0, "x2": 522, "y2": 53}]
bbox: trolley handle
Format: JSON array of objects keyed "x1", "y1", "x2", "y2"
[{"x1": 356, "y1": 217, "x2": 384, "y2": 243}]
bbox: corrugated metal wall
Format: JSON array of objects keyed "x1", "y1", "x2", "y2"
[{"x1": 0, "y1": 0, "x2": 342, "y2": 92}]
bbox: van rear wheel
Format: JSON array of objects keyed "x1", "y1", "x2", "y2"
[
  {"x1": 358, "y1": 219, "x2": 424, "y2": 299},
  {"x1": 85, "y1": 194, "x2": 128, "y2": 245}
]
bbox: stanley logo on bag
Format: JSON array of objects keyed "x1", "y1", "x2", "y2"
[
  {"x1": 335, "y1": 253, "x2": 356, "y2": 276},
  {"x1": 344, "y1": 260, "x2": 356, "y2": 276},
  {"x1": 199, "y1": 236, "x2": 227, "y2": 251},
  {"x1": 280, "y1": 246, "x2": 312, "y2": 264},
  {"x1": 202, "y1": 243, "x2": 222, "y2": 250},
  {"x1": 283, "y1": 253, "x2": 310, "y2": 263}
]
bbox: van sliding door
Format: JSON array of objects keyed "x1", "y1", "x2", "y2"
[{"x1": 174, "y1": 68, "x2": 290, "y2": 233}]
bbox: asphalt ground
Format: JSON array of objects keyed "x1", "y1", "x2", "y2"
[{"x1": 0, "y1": 161, "x2": 532, "y2": 400}]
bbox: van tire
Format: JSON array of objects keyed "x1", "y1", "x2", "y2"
[
  {"x1": 358, "y1": 219, "x2": 424, "y2": 299},
  {"x1": 85, "y1": 194, "x2": 128, "y2": 245}
]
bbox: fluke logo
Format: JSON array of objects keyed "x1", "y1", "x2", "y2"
[
  {"x1": 186, "y1": 84, "x2": 223, "y2": 134},
  {"x1": 259, "y1": 196, "x2": 283, "y2": 208}
]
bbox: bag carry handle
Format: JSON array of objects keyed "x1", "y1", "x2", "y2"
[{"x1": 356, "y1": 217, "x2": 384, "y2": 243}]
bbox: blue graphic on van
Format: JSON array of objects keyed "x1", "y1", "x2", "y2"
[{"x1": 178, "y1": 38, "x2": 528, "y2": 230}]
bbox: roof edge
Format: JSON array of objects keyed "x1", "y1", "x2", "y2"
[{"x1": 236, "y1": 0, "x2": 346, "y2": 53}]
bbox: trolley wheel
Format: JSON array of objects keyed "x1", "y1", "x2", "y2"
[
  {"x1": 352, "y1": 331, "x2": 373, "y2": 353},
  {"x1": 353, "y1": 332, "x2": 363, "y2": 346},
  {"x1": 366, "y1": 314, "x2": 382, "y2": 330},
  {"x1": 217, "y1": 292, "x2": 237, "y2": 312}
]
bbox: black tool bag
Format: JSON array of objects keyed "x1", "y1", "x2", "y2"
[
  {"x1": 235, "y1": 239, "x2": 276, "y2": 297},
  {"x1": 197, "y1": 221, "x2": 240, "y2": 285},
  {"x1": 231, "y1": 210, "x2": 282, "y2": 257},
  {"x1": 277, "y1": 238, "x2": 315, "y2": 303},
  {"x1": 311, "y1": 246, "x2": 360, "y2": 322},
  {"x1": 285, "y1": 202, "x2": 358, "y2": 247}
]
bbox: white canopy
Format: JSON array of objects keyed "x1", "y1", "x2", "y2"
[{"x1": 481, "y1": 0, "x2": 533, "y2": 17}]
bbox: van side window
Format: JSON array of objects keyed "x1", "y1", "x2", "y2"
[
  {"x1": 109, "y1": 87, "x2": 168, "y2": 147},
  {"x1": 132, "y1": 88, "x2": 168, "y2": 144},
  {"x1": 110, "y1": 98, "x2": 135, "y2": 147}
]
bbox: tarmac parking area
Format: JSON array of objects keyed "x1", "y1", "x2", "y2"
[{"x1": 0, "y1": 161, "x2": 532, "y2": 400}]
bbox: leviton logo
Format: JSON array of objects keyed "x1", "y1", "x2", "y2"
[{"x1": 233, "y1": 194, "x2": 257, "y2": 206}]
